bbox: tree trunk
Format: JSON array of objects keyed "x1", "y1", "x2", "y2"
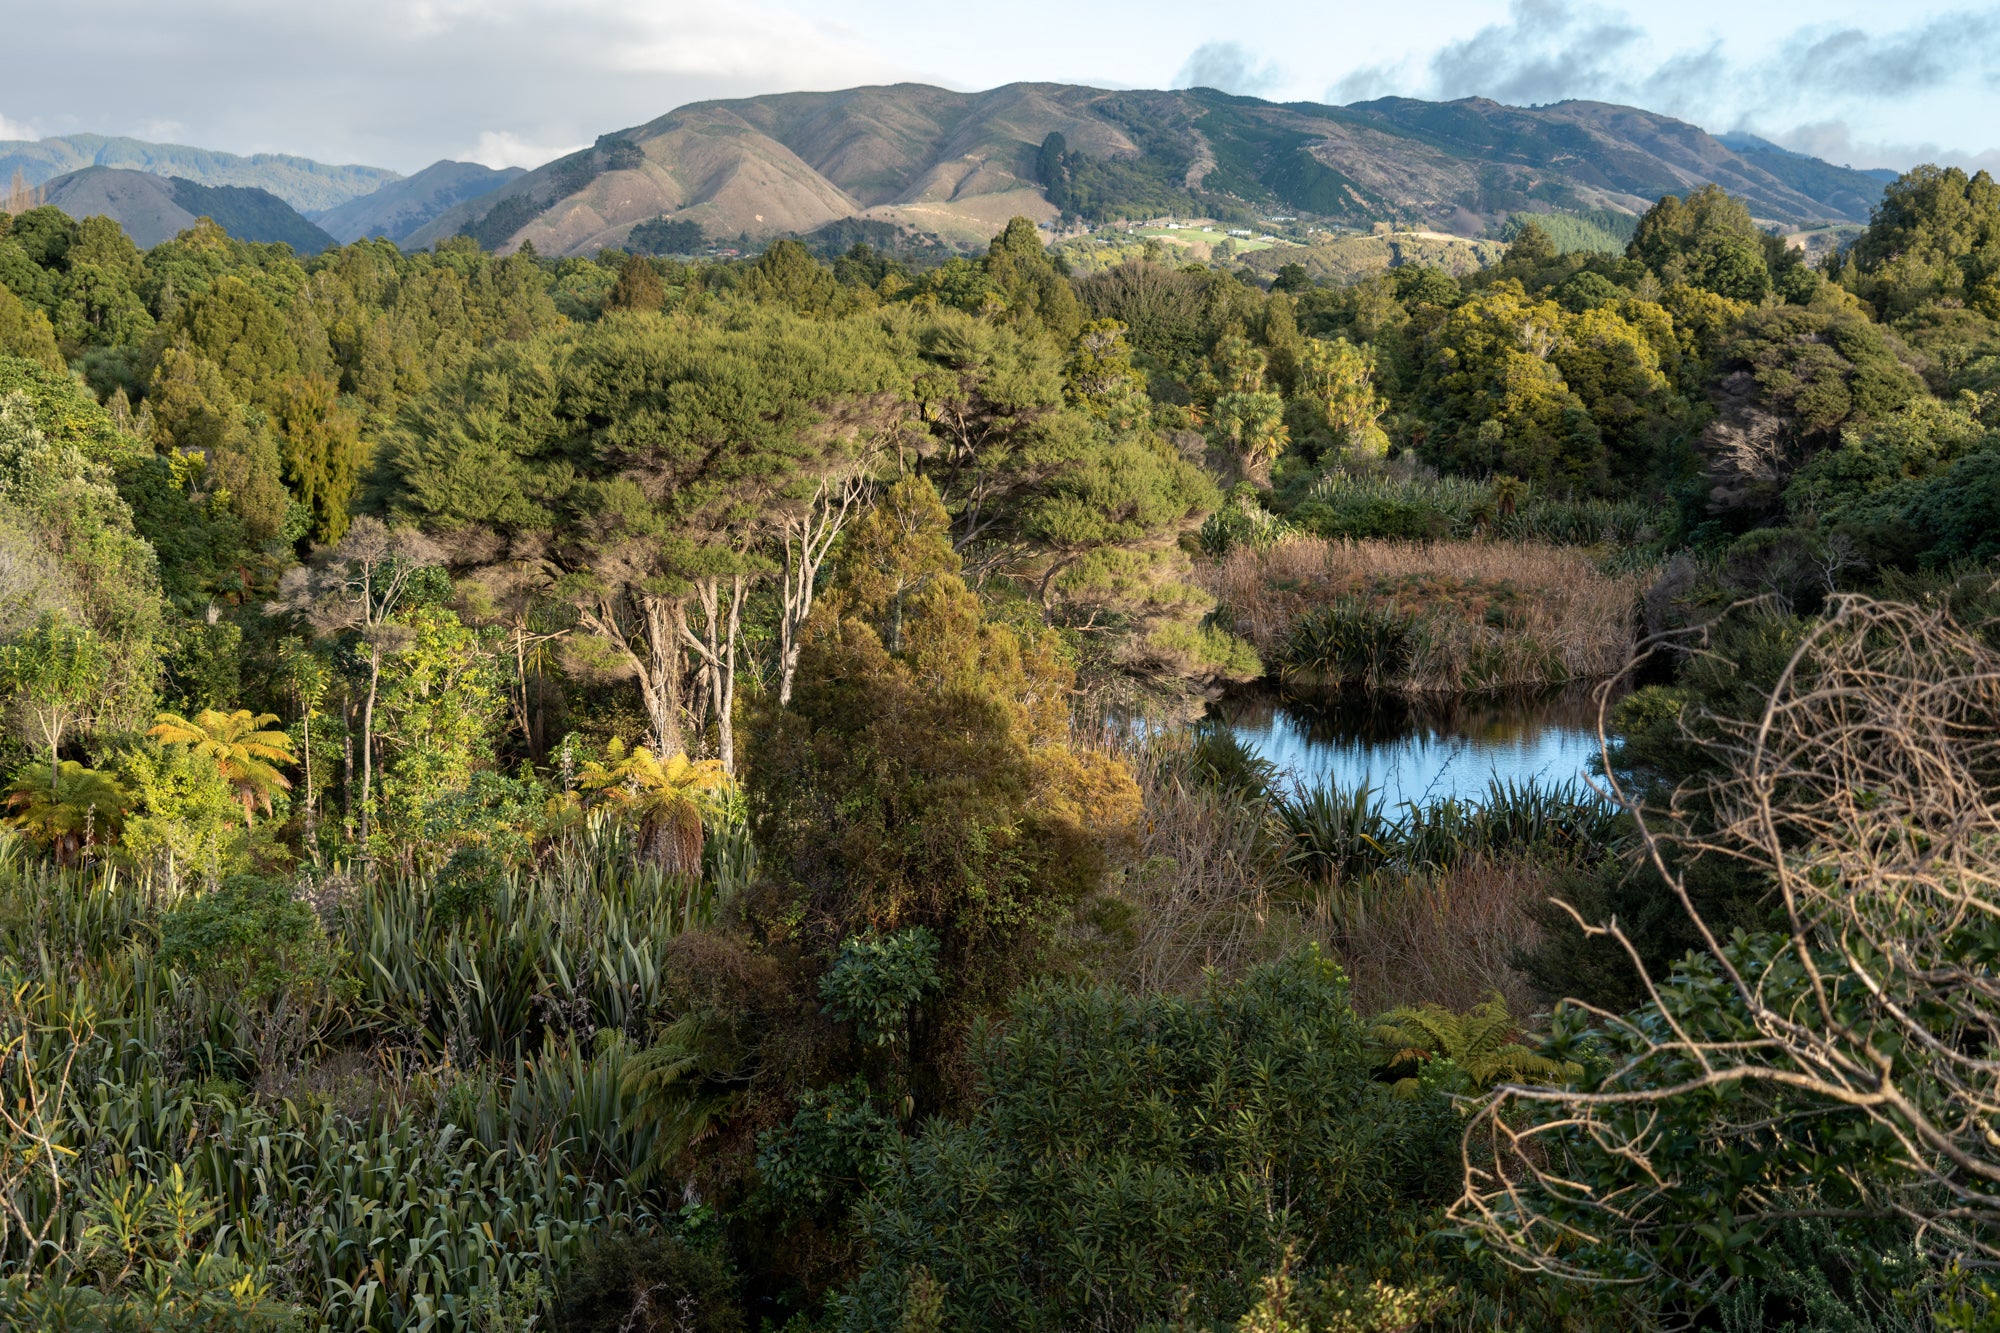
[
  {"x1": 359, "y1": 649, "x2": 380, "y2": 841},
  {"x1": 777, "y1": 476, "x2": 868, "y2": 707},
  {"x1": 341, "y1": 703, "x2": 353, "y2": 832},
  {"x1": 718, "y1": 574, "x2": 742, "y2": 775},
  {"x1": 302, "y1": 709, "x2": 315, "y2": 844},
  {"x1": 680, "y1": 578, "x2": 748, "y2": 775},
  {"x1": 511, "y1": 624, "x2": 532, "y2": 759},
  {"x1": 642, "y1": 596, "x2": 685, "y2": 759}
]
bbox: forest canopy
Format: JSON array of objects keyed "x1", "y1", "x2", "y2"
[{"x1": 2, "y1": 157, "x2": 2000, "y2": 1331}]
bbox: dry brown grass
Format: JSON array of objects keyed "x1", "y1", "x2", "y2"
[
  {"x1": 1207, "y1": 536, "x2": 1648, "y2": 693},
  {"x1": 1091, "y1": 733, "x2": 1560, "y2": 1015},
  {"x1": 1088, "y1": 742, "x2": 1287, "y2": 993},
  {"x1": 1310, "y1": 855, "x2": 1553, "y2": 1017}
]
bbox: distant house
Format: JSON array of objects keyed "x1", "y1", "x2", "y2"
[{"x1": 1227, "y1": 229, "x2": 1252, "y2": 237}]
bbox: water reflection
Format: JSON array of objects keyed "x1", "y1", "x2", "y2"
[{"x1": 1214, "y1": 687, "x2": 1614, "y2": 808}]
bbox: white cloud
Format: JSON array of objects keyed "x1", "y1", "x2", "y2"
[
  {"x1": 462, "y1": 131, "x2": 590, "y2": 170},
  {"x1": 1324, "y1": 1, "x2": 2000, "y2": 171},
  {"x1": 0, "y1": 0, "x2": 914, "y2": 171},
  {"x1": 1767, "y1": 120, "x2": 2000, "y2": 175},
  {"x1": 0, "y1": 112, "x2": 37, "y2": 141},
  {"x1": 1175, "y1": 41, "x2": 1285, "y2": 97}
]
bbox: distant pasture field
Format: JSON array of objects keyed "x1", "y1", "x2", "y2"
[{"x1": 1131, "y1": 224, "x2": 1284, "y2": 253}]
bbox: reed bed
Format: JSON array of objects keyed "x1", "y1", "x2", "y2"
[
  {"x1": 1099, "y1": 722, "x2": 1618, "y2": 1017},
  {"x1": 1308, "y1": 855, "x2": 1556, "y2": 1017},
  {"x1": 1295, "y1": 470, "x2": 1657, "y2": 548},
  {"x1": 1093, "y1": 735, "x2": 1288, "y2": 993},
  {"x1": 1207, "y1": 536, "x2": 1648, "y2": 694}
]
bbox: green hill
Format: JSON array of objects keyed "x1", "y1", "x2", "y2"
[{"x1": 37, "y1": 167, "x2": 337, "y2": 251}]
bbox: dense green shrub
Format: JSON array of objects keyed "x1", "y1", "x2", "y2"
[{"x1": 837, "y1": 948, "x2": 1462, "y2": 1331}]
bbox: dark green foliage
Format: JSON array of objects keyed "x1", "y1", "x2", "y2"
[
  {"x1": 459, "y1": 192, "x2": 543, "y2": 251},
  {"x1": 594, "y1": 133, "x2": 646, "y2": 173},
  {"x1": 1076, "y1": 258, "x2": 1234, "y2": 373},
  {"x1": 753, "y1": 1082, "x2": 899, "y2": 1227},
  {"x1": 819, "y1": 928, "x2": 941, "y2": 1049},
  {"x1": 627, "y1": 216, "x2": 704, "y2": 256},
  {"x1": 1504, "y1": 209, "x2": 1637, "y2": 254},
  {"x1": 1034, "y1": 136, "x2": 1199, "y2": 222},
  {"x1": 1287, "y1": 472, "x2": 1660, "y2": 546},
  {"x1": 1880, "y1": 448, "x2": 2000, "y2": 564},
  {"x1": 164, "y1": 178, "x2": 338, "y2": 252},
  {"x1": 1270, "y1": 261, "x2": 1310, "y2": 292},
  {"x1": 838, "y1": 949, "x2": 1462, "y2": 1331},
  {"x1": 165, "y1": 615, "x2": 244, "y2": 712},
  {"x1": 1278, "y1": 599, "x2": 1417, "y2": 691},
  {"x1": 552, "y1": 1230, "x2": 742, "y2": 1333},
  {"x1": 433, "y1": 843, "x2": 502, "y2": 922},
  {"x1": 603, "y1": 252, "x2": 666, "y2": 312},
  {"x1": 158, "y1": 874, "x2": 344, "y2": 1008},
  {"x1": 1719, "y1": 306, "x2": 1925, "y2": 448},
  {"x1": 1629, "y1": 185, "x2": 1774, "y2": 300},
  {"x1": 1278, "y1": 781, "x2": 1391, "y2": 883},
  {"x1": 171, "y1": 275, "x2": 299, "y2": 410},
  {"x1": 1279, "y1": 776, "x2": 1617, "y2": 884},
  {"x1": 1712, "y1": 1216, "x2": 1933, "y2": 1333},
  {"x1": 1390, "y1": 264, "x2": 1460, "y2": 308},
  {"x1": 1843, "y1": 164, "x2": 2000, "y2": 319},
  {"x1": 1186, "y1": 723, "x2": 1278, "y2": 800}
]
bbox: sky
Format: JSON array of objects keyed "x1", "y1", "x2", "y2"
[{"x1": 1, "y1": 0, "x2": 1995, "y2": 177}]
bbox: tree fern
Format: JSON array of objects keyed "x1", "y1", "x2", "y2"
[{"x1": 1367, "y1": 994, "x2": 1579, "y2": 1096}]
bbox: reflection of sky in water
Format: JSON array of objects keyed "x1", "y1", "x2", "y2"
[{"x1": 1218, "y1": 691, "x2": 1610, "y2": 808}]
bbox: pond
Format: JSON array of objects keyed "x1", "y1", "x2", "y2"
[{"x1": 1213, "y1": 687, "x2": 1614, "y2": 808}]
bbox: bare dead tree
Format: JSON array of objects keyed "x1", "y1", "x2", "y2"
[
  {"x1": 774, "y1": 471, "x2": 871, "y2": 707},
  {"x1": 677, "y1": 573, "x2": 748, "y2": 775},
  {"x1": 1456, "y1": 594, "x2": 2000, "y2": 1299}
]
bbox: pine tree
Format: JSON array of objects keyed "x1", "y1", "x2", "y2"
[{"x1": 604, "y1": 253, "x2": 665, "y2": 313}]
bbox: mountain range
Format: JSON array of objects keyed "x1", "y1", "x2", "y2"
[
  {"x1": 6, "y1": 145, "x2": 521, "y2": 254},
  {"x1": 0, "y1": 133, "x2": 397, "y2": 212},
  {"x1": 8, "y1": 86, "x2": 1901, "y2": 260},
  {"x1": 412, "y1": 84, "x2": 1899, "y2": 257}
]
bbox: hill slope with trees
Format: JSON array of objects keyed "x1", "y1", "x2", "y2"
[
  {"x1": 311, "y1": 160, "x2": 525, "y2": 245},
  {"x1": 414, "y1": 83, "x2": 1895, "y2": 256},
  {"x1": 36, "y1": 167, "x2": 338, "y2": 250}
]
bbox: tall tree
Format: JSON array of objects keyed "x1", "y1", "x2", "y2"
[
  {"x1": 268, "y1": 517, "x2": 443, "y2": 841},
  {"x1": 0, "y1": 613, "x2": 105, "y2": 793},
  {"x1": 605, "y1": 253, "x2": 667, "y2": 314},
  {"x1": 271, "y1": 374, "x2": 362, "y2": 543},
  {"x1": 388, "y1": 307, "x2": 912, "y2": 770}
]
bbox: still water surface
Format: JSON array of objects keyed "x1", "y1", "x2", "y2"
[{"x1": 1215, "y1": 689, "x2": 1611, "y2": 808}]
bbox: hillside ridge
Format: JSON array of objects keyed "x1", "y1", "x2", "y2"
[
  {"x1": 35, "y1": 167, "x2": 338, "y2": 251},
  {"x1": 407, "y1": 82, "x2": 1896, "y2": 258}
]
